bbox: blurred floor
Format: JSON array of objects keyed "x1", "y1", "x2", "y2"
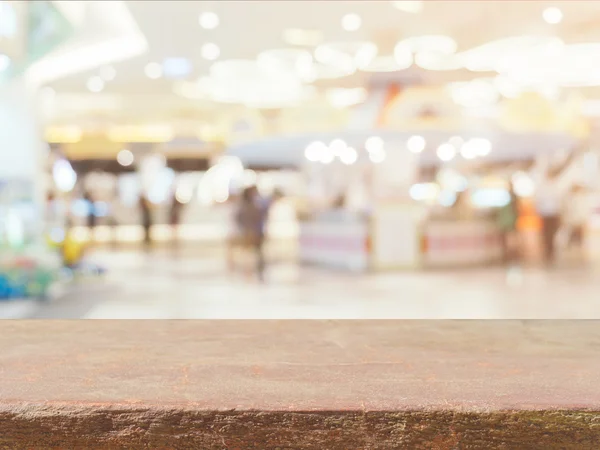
[{"x1": 30, "y1": 247, "x2": 600, "y2": 319}]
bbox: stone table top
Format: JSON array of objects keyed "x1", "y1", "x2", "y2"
[{"x1": 0, "y1": 320, "x2": 599, "y2": 449}]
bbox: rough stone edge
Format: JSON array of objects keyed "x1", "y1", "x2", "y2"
[{"x1": 1, "y1": 404, "x2": 600, "y2": 449}]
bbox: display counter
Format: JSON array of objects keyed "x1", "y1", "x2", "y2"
[
  {"x1": 299, "y1": 211, "x2": 369, "y2": 272},
  {"x1": 298, "y1": 206, "x2": 502, "y2": 271},
  {"x1": 423, "y1": 218, "x2": 502, "y2": 268}
]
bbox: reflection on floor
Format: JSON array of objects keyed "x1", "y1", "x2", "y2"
[{"x1": 31, "y1": 249, "x2": 600, "y2": 319}]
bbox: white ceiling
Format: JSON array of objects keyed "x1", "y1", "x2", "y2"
[
  {"x1": 38, "y1": 0, "x2": 600, "y2": 142},
  {"x1": 46, "y1": 1, "x2": 600, "y2": 94}
]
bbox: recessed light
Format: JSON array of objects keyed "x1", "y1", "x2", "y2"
[
  {"x1": 342, "y1": 13, "x2": 361, "y2": 31},
  {"x1": 543, "y1": 7, "x2": 563, "y2": 24},
  {"x1": 86, "y1": 76, "x2": 105, "y2": 93},
  {"x1": 201, "y1": 43, "x2": 220, "y2": 61},
  {"x1": 99, "y1": 65, "x2": 116, "y2": 81},
  {"x1": 199, "y1": 11, "x2": 219, "y2": 29},
  {"x1": 145, "y1": 62, "x2": 163, "y2": 79}
]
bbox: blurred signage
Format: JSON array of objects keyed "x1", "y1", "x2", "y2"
[
  {"x1": 63, "y1": 135, "x2": 123, "y2": 160},
  {"x1": 379, "y1": 86, "x2": 462, "y2": 131}
]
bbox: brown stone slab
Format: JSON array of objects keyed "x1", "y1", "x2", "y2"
[{"x1": 0, "y1": 320, "x2": 599, "y2": 449}]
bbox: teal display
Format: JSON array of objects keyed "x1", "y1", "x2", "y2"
[{"x1": 0, "y1": 260, "x2": 57, "y2": 300}]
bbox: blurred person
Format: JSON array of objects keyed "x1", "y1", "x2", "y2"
[
  {"x1": 83, "y1": 191, "x2": 96, "y2": 238},
  {"x1": 235, "y1": 186, "x2": 265, "y2": 281},
  {"x1": 139, "y1": 195, "x2": 153, "y2": 250},
  {"x1": 169, "y1": 194, "x2": 185, "y2": 249},
  {"x1": 225, "y1": 193, "x2": 241, "y2": 271},
  {"x1": 452, "y1": 190, "x2": 473, "y2": 220},
  {"x1": 565, "y1": 184, "x2": 591, "y2": 251},
  {"x1": 535, "y1": 168, "x2": 564, "y2": 265},
  {"x1": 497, "y1": 183, "x2": 520, "y2": 264}
]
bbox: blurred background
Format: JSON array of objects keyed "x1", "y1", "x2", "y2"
[{"x1": 2, "y1": 1, "x2": 600, "y2": 318}]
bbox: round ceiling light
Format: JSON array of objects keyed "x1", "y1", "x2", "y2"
[
  {"x1": 305, "y1": 141, "x2": 327, "y2": 162},
  {"x1": 342, "y1": 13, "x2": 362, "y2": 31},
  {"x1": 201, "y1": 43, "x2": 220, "y2": 61},
  {"x1": 144, "y1": 62, "x2": 163, "y2": 79},
  {"x1": 543, "y1": 7, "x2": 563, "y2": 24},
  {"x1": 86, "y1": 76, "x2": 105, "y2": 93},
  {"x1": 199, "y1": 11, "x2": 219, "y2": 29},
  {"x1": 437, "y1": 143, "x2": 456, "y2": 162},
  {"x1": 117, "y1": 149, "x2": 134, "y2": 167},
  {"x1": 407, "y1": 135, "x2": 426, "y2": 153}
]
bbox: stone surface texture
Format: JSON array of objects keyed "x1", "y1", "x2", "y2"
[{"x1": 0, "y1": 320, "x2": 599, "y2": 449}]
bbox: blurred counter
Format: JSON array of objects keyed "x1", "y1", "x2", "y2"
[{"x1": 298, "y1": 205, "x2": 502, "y2": 271}]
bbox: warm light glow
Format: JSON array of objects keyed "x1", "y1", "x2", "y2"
[
  {"x1": 201, "y1": 43, "x2": 220, "y2": 61},
  {"x1": 145, "y1": 62, "x2": 163, "y2": 79},
  {"x1": 326, "y1": 87, "x2": 367, "y2": 108},
  {"x1": 512, "y1": 171, "x2": 535, "y2": 197},
  {"x1": 199, "y1": 11, "x2": 219, "y2": 29},
  {"x1": 362, "y1": 55, "x2": 411, "y2": 72},
  {"x1": 45, "y1": 126, "x2": 83, "y2": 144},
  {"x1": 108, "y1": 125, "x2": 174, "y2": 143},
  {"x1": 86, "y1": 76, "x2": 105, "y2": 93},
  {"x1": 257, "y1": 48, "x2": 314, "y2": 81},
  {"x1": 459, "y1": 141, "x2": 478, "y2": 160},
  {"x1": 437, "y1": 143, "x2": 456, "y2": 162},
  {"x1": 315, "y1": 41, "x2": 377, "y2": 73},
  {"x1": 415, "y1": 51, "x2": 462, "y2": 71},
  {"x1": 342, "y1": 13, "x2": 362, "y2": 31},
  {"x1": 391, "y1": 1, "x2": 423, "y2": 13},
  {"x1": 404, "y1": 35, "x2": 457, "y2": 54},
  {"x1": 282, "y1": 28, "x2": 323, "y2": 47},
  {"x1": 407, "y1": 135, "x2": 426, "y2": 153},
  {"x1": 117, "y1": 149, "x2": 134, "y2": 166},
  {"x1": 201, "y1": 59, "x2": 308, "y2": 107},
  {"x1": 393, "y1": 42, "x2": 414, "y2": 69},
  {"x1": 543, "y1": 7, "x2": 563, "y2": 24},
  {"x1": 448, "y1": 79, "x2": 499, "y2": 108}
]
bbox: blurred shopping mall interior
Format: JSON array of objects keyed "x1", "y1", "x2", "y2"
[{"x1": 3, "y1": 0, "x2": 600, "y2": 318}]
